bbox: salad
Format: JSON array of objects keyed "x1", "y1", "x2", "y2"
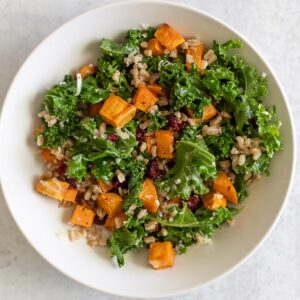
[{"x1": 34, "y1": 24, "x2": 282, "y2": 269}]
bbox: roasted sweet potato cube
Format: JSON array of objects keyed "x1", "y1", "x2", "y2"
[
  {"x1": 186, "y1": 104, "x2": 217, "y2": 124},
  {"x1": 63, "y1": 188, "x2": 78, "y2": 202},
  {"x1": 99, "y1": 94, "x2": 136, "y2": 128},
  {"x1": 186, "y1": 44, "x2": 205, "y2": 74},
  {"x1": 104, "y1": 212, "x2": 127, "y2": 229},
  {"x1": 88, "y1": 103, "x2": 102, "y2": 117},
  {"x1": 148, "y1": 241, "x2": 175, "y2": 269},
  {"x1": 40, "y1": 148, "x2": 56, "y2": 162},
  {"x1": 133, "y1": 84, "x2": 158, "y2": 112},
  {"x1": 98, "y1": 180, "x2": 113, "y2": 194},
  {"x1": 155, "y1": 130, "x2": 174, "y2": 159},
  {"x1": 202, "y1": 191, "x2": 227, "y2": 210},
  {"x1": 35, "y1": 178, "x2": 69, "y2": 201},
  {"x1": 170, "y1": 197, "x2": 181, "y2": 205},
  {"x1": 146, "y1": 38, "x2": 164, "y2": 56},
  {"x1": 79, "y1": 65, "x2": 97, "y2": 79},
  {"x1": 70, "y1": 205, "x2": 95, "y2": 227},
  {"x1": 147, "y1": 83, "x2": 167, "y2": 96},
  {"x1": 139, "y1": 178, "x2": 159, "y2": 213},
  {"x1": 155, "y1": 24, "x2": 185, "y2": 51},
  {"x1": 213, "y1": 172, "x2": 238, "y2": 204},
  {"x1": 97, "y1": 193, "x2": 123, "y2": 217}
]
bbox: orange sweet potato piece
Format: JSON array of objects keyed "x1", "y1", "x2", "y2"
[
  {"x1": 202, "y1": 191, "x2": 227, "y2": 210},
  {"x1": 186, "y1": 104, "x2": 217, "y2": 124},
  {"x1": 79, "y1": 65, "x2": 97, "y2": 79},
  {"x1": 148, "y1": 241, "x2": 175, "y2": 269},
  {"x1": 146, "y1": 38, "x2": 164, "y2": 56},
  {"x1": 70, "y1": 205, "x2": 95, "y2": 227},
  {"x1": 147, "y1": 84, "x2": 167, "y2": 96},
  {"x1": 97, "y1": 193, "x2": 123, "y2": 217},
  {"x1": 89, "y1": 103, "x2": 102, "y2": 117},
  {"x1": 213, "y1": 172, "x2": 238, "y2": 204},
  {"x1": 99, "y1": 94, "x2": 136, "y2": 128},
  {"x1": 104, "y1": 212, "x2": 127, "y2": 229},
  {"x1": 155, "y1": 130, "x2": 174, "y2": 159},
  {"x1": 133, "y1": 84, "x2": 158, "y2": 112},
  {"x1": 155, "y1": 24, "x2": 185, "y2": 51},
  {"x1": 139, "y1": 178, "x2": 159, "y2": 213},
  {"x1": 63, "y1": 188, "x2": 78, "y2": 202},
  {"x1": 98, "y1": 180, "x2": 113, "y2": 194},
  {"x1": 35, "y1": 178, "x2": 69, "y2": 201},
  {"x1": 40, "y1": 148, "x2": 56, "y2": 162},
  {"x1": 186, "y1": 44, "x2": 205, "y2": 74},
  {"x1": 170, "y1": 197, "x2": 181, "y2": 205}
]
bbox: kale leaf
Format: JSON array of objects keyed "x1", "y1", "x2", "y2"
[
  {"x1": 157, "y1": 139, "x2": 217, "y2": 199},
  {"x1": 67, "y1": 154, "x2": 87, "y2": 182},
  {"x1": 204, "y1": 121, "x2": 235, "y2": 160}
]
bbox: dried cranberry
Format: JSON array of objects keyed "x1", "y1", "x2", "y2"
[
  {"x1": 112, "y1": 176, "x2": 122, "y2": 189},
  {"x1": 108, "y1": 133, "x2": 118, "y2": 142},
  {"x1": 147, "y1": 160, "x2": 165, "y2": 179},
  {"x1": 136, "y1": 127, "x2": 145, "y2": 142},
  {"x1": 93, "y1": 215, "x2": 105, "y2": 225},
  {"x1": 56, "y1": 162, "x2": 67, "y2": 175},
  {"x1": 66, "y1": 178, "x2": 77, "y2": 188},
  {"x1": 187, "y1": 195, "x2": 200, "y2": 212},
  {"x1": 180, "y1": 121, "x2": 188, "y2": 130},
  {"x1": 167, "y1": 115, "x2": 181, "y2": 131}
]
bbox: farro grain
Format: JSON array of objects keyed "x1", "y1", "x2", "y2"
[
  {"x1": 151, "y1": 145, "x2": 157, "y2": 157},
  {"x1": 137, "y1": 209, "x2": 148, "y2": 219}
]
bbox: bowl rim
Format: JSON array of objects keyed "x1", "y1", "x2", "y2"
[{"x1": 0, "y1": 0, "x2": 296, "y2": 298}]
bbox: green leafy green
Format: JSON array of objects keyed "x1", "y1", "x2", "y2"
[
  {"x1": 148, "y1": 203, "x2": 199, "y2": 228},
  {"x1": 92, "y1": 158, "x2": 116, "y2": 181},
  {"x1": 97, "y1": 56, "x2": 132, "y2": 99},
  {"x1": 44, "y1": 75, "x2": 78, "y2": 121},
  {"x1": 148, "y1": 111, "x2": 168, "y2": 131},
  {"x1": 195, "y1": 207, "x2": 234, "y2": 237},
  {"x1": 121, "y1": 159, "x2": 147, "y2": 210},
  {"x1": 80, "y1": 76, "x2": 109, "y2": 104},
  {"x1": 204, "y1": 121, "x2": 235, "y2": 160},
  {"x1": 233, "y1": 153, "x2": 270, "y2": 176},
  {"x1": 108, "y1": 228, "x2": 145, "y2": 267},
  {"x1": 114, "y1": 121, "x2": 138, "y2": 157},
  {"x1": 67, "y1": 154, "x2": 87, "y2": 182},
  {"x1": 157, "y1": 139, "x2": 217, "y2": 199},
  {"x1": 256, "y1": 104, "x2": 282, "y2": 157}
]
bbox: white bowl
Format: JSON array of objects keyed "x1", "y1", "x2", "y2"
[{"x1": 0, "y1": 0, "x2": 296, "y2": 298}]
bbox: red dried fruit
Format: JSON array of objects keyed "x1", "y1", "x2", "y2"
[
  {"x1": 167, "y1": 115, "x2": 180, "y2": 131},
  {"x1": 108, "y1": 133, "x2": 119, "y2": 142},
  {"x1": 136, "y1": 127, "x2": 145, "y2": 142},
  {"x1": 56, "y1": 162, "x2": 67, "y2": 175},
  {"x1": 147, "y1": 159, "x2": 165, "y2": 179},
  {"x1": 112, "y1": 176, "x2": 122, "y2": 189},
  {"x1": 66, "y1": 178, "x2": 77, "y2": 188},
  {"x1": 180, "y1": 121, "x2": 188, "y2": 130},
  {"x1": 187, "y1": 195, "x2": 200, "y2": 212}
]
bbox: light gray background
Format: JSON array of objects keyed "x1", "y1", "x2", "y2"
[{"x1": 0, "y1": 0, "x2": 299, "y2": 299}]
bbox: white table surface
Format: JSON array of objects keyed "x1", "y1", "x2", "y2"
[{"x1": 0, "y1": 0, "x2": 300, "y2": 299}]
